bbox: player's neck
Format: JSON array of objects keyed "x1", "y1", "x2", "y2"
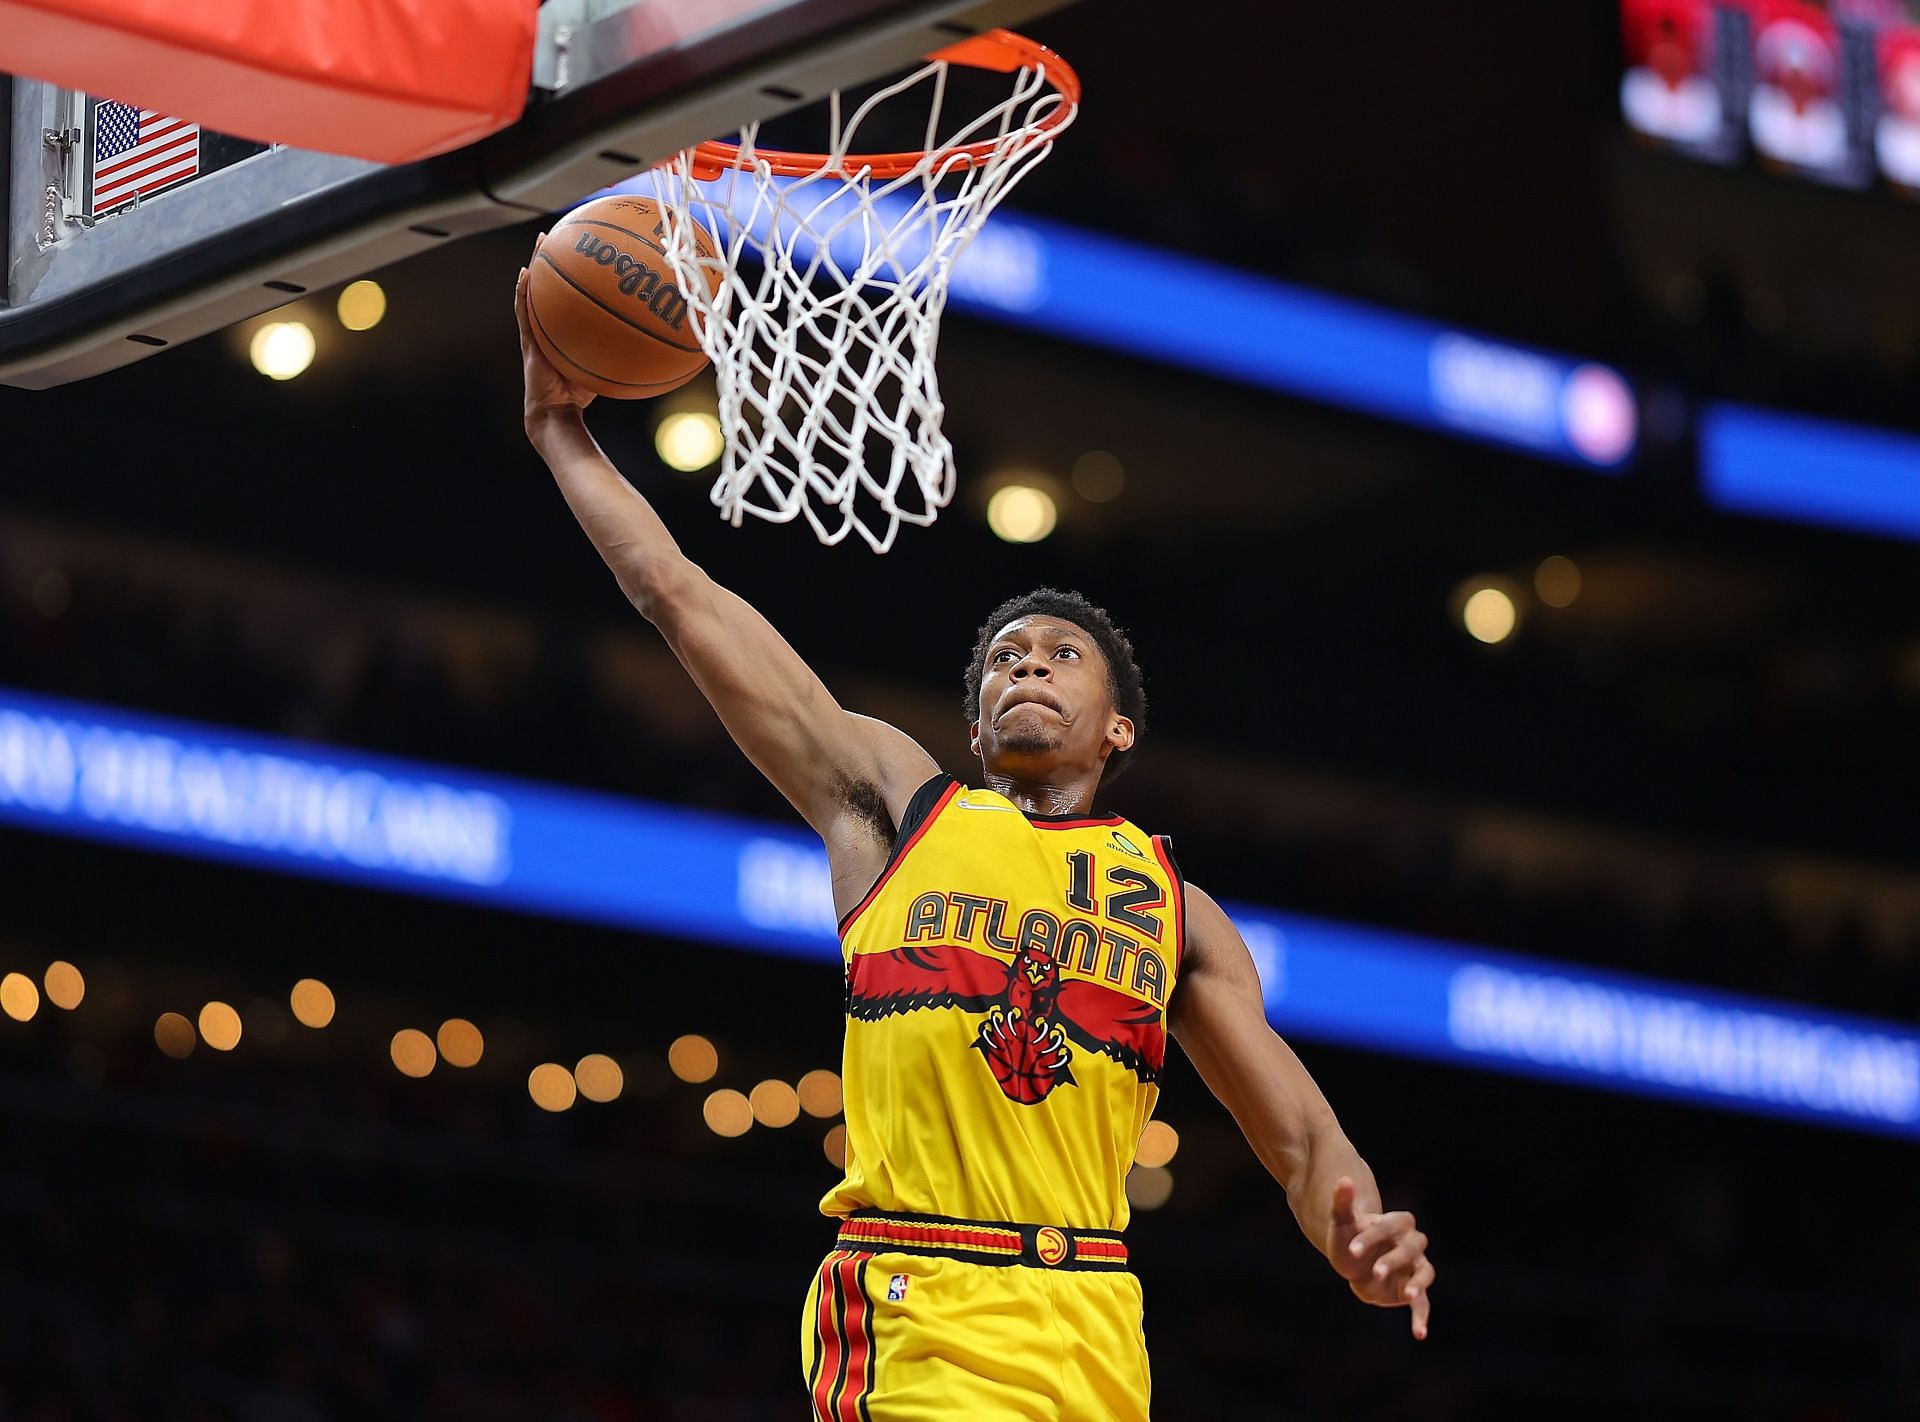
[{"x1": 980, "y1": 768, "x2": 1100, "y2": 818}]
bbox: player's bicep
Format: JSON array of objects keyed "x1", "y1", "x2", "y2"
[{"x1": 651, "y1": 567, "x2": 937, "y2": 828}]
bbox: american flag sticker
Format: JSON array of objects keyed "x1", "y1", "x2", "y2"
[{"x1": 90, "y1": 100, "x2": 200, "y2": 216}]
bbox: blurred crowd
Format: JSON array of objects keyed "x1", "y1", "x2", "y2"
[{"x1": 1, "y1": 516, "x2": 1913, "y2": 1023}]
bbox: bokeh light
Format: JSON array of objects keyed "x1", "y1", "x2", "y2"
[
  {"x1": 668, "y1": 1034, "x2": 718, "y2": 1083},
  {"x1": 336, "y1": 279, "x2": 387, "y2": 331},
  {"x1": 1070, "y1": 450, "x2": 1126, "y2": 502},
  {"x1": 154, "y1": 1012, "x2": 196, "y2": 1059},
  {"x1": 655, "y1": 411, "x2": 725, "y2": 472},
  {"x1": 43, "y1": 961, "x2": 84, "y2": 1011},
  {"x1": 529, "y1": 1062, "x2": 577, "y2": 1112},
  {"x1": 1461, "y1": 586, "x2": 1518, "y2": 645},
  {"x1": 703, "y1": 1088, "x2": 753, "y2": 1137},
  {"x1": 249, "y1": 321, "x2": 316, "y2": 381},
  {"x1": 1, "y1": 972, "x2": 41, "y2": 1022},
  {"x1": 390, "y1": 1028, "x2": 436, "y2": 1078},
  {"x1": 437, "y1": 1018, "x2": 484, "y2": 1068},
  {"x1": 986, "y1": 484, "x2": 1058, "y2": 543},
  {"x1": 290, "y1": 978, "x2": 336, "y2": 1028},
  {"x1": 822, "y1": 1122, "x2": 848, "y2": 1168},
  {"x1": 749, "y1": 1079, "x2": 800, "y2": 1128},
  {"x1": 797, "y1": 1068, "x2": 843, "y2": 1119},
  {"x1": 574, "y1": 1053, "x2": 624, "y2": 1103},
  {"x1": 1135, "y1": 1120, "x2": 1180, "y2": 1168},
  {"x1": 1535, "y1": 555, "x2": 1582, "y2": 608},
  {"x1": 1126, "y1": 1165, "x2": 1174, "y2": 1210},
  {"x1": 198, "y1": 1001, "x2": 242, "y2": 1051}
]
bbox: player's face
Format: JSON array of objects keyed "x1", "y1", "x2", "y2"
[{"x1": 971, "y1": 616, "x2": 1133, "y2": 780}]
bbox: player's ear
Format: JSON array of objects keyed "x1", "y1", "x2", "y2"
[
  {"x1": 968, "y1": 718, "x2": 982, "y2": 758},
  {"x1": 1107, "y1": 715, "x2": 1135, "y2": 754}
]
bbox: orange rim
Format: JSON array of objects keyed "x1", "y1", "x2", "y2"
[{"x1": 680, "y1": 29, "x2": 1078, "y2": 181}]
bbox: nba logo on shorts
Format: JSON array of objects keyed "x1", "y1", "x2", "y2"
[{"x1": 887, "y1": 1274, "x2": 908, "y2": 1302}]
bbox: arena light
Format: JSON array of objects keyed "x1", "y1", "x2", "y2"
[
  {"x1": 668, "y1": 1033, "x2": 718, "y2": 1083},
  {"x1": 391, "y1": 1028, "x2": 437, "y2": 1077},
  {"x1": 1461, "y1": 585, "x2": 1518, "y2": 645},
  {"x1": 198, "y1": 1001, "x2": 242, "y2": 1051},
  {"x1": 1535, "y1": 555, "x2": 1581, "y2": 608},
  {"x1": 1126, "y1": 1165, "x2": 1174, "y2": 1210},
  {"x1": 986, "y1": 484, "x2": 1057, "y2": 543},
  {"x1": 575, "y1": 1053, "x2": 624, "y2": 1103},
  {"x1": 437, "y1": 1018, "x2": 484, "y2": 1068},
  {"x1": 750, "y1": 1079, "x2": 800, "y2": 1128},
  {"x1": 290, "y1": 978, "x2": 336, "y2": 1028},
  {"x1": 336, "y1": 279, "x2": 387, "y2": 332},
  {"x1": 529, "y1": 1062, "x2": 578, "y2": 1111},
  {"x1": 248, "y1": 320, "x2": 316, "y2": 381},
  {"x1": 797, "y1": 1068, "x2": 843, "y2": 1118},
  {"x1": 703, "y1": 1087, "x2": 753, "y2": 1137},
  {"x1": 822, "y1": 1122, "x2": 848, "y2": 1168},
  {"x1": 1134, "y1": 1120, "x2": 1179, "y2": 1168},
  {"x1": 154, "y1": 1012, "x2": 196, "y2": 1059},
  {"x1": 1, "y1": 971, "x2": 40, "y2": 1022},
  {"x1": 43, "y1": 961, "x2": 84, "y2": 1011},
  {"x1": 1070, "y1": 450, "x2": 1125, "y2": 502},
  {"x1": 655, "y1": 411, "x2": 724, "y2": 473}
]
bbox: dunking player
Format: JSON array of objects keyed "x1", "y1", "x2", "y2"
[{"x1": 515, "y1": 250, "x2": 1434, "y2": 1420}]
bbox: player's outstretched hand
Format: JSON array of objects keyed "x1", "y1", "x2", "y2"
[
  {"x1": 1328, "y1": 1176, "x2": 1434, "y2": 1340},
  {"x1": 516, "y1": 234, "x2": 595, "y2": 424}
]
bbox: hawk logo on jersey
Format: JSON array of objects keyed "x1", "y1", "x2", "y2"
[{"x1": 846, "y1": 941, "x2": 1165, "y2": 1105}]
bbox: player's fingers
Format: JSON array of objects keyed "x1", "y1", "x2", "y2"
[
  {"x1": 1403, "y1": 1257, "x2": 1435, "y2": 1299},
  {"x1": 1344, "y1": 1213, "x2": 1408, "y2": 1261},
  {"x1": 1409, "y1": 1282, "x2": 1432, "y2": 1340},
  {"x1": 1368, "y1": 1232, "x2": 1428, "y2": 1283}
]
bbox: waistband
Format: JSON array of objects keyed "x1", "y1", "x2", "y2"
[{"x1": 834, "y1": 1210, "x2": 1129, "y2": 1272}]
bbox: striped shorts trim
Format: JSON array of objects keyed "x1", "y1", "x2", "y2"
[{"x1": 809, "y1": 1249, "x2": 876, "y2": 1422}]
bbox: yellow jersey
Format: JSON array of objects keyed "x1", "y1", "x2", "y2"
[{"x1": 822, "y1": 774, "x2": 1186, "y2": 1232}]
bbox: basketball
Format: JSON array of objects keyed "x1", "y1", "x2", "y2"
[{"x1": 527, "y1": 195, "x2": 721, "y2": 399}]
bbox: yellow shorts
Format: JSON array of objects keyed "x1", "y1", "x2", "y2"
[{"x1": 801, "y1": 1242, "x2": 1151, "y2": 1421}]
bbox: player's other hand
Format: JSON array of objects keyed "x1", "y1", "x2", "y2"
[
  {"x1": 1328, "y1": 1176, "x2": 1434, "y2": 1340},
  {"x1": 516, "y1": 234, "x2": 595, "y2": 425}
]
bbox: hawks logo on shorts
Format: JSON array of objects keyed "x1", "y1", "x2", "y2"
[{"x1": 826, "y1": 774, "x2": 1185, "y2": 1230}]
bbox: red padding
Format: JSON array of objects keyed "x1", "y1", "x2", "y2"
[{"x1": 0, "y1": 0, "x2": 537, "y2": 165}]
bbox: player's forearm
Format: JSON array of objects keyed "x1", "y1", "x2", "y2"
[
  {"x1": 526, "y1": 407, "x2": 695, "y2": 617},
  {"x1": 1287, "y1": 1126, "x2": 1380, "y2": 1266}
]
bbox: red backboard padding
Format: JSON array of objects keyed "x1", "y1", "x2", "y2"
[{"x1": 0, "y1": 0, "x2": 537, "y2": 164}]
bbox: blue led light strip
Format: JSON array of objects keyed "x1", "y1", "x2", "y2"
[
  {"x1": 1702, "y1": 402, "x2": 1920, "y2": 544},
  {"x1": 593, "y1": 179, "x2": 1640, "y2": 470},
  {"x1": 0, "y1": 686, "x2": 1912, "y2": 1139}
]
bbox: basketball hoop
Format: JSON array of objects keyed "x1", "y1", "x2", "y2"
[{"x1": 644, "y1": 30, "x2": 1079, "y2": 552}]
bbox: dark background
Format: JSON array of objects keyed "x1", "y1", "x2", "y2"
[{"x1": 2, "y1": 1, "x2": 1918, "y2": 1417}]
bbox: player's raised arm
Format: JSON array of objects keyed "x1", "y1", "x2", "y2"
[
  {"x1": 514, "y1": 249, "x2": 938, "y2": 838},
  {"x1": 1169, "y1": 885, "x2": 1435, "y2": 1339}
]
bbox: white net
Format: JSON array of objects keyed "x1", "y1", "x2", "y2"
[{"x1": 643, "y1": 37, "x2": 1077, "y2": 552}]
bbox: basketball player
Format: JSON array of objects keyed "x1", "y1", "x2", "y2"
[{"x1": 515, "y1": 249, "x2": 1434, "y2": 1420}]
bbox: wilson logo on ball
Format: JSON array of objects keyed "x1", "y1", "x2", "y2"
[{"x1": 572, "y1": 232, "x2": 690, "y2": 331}]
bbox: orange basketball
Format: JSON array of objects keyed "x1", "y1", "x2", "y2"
[{"x1": 527, "y1": 195, "x2": 721, "y2": 399}]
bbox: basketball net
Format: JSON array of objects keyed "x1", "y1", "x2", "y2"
[{"x1": 645, "y1": 32, "x2": 1078, "y2": 552}]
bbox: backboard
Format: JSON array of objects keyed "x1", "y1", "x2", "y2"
[{"x1": 0, "y1": 0, "x2": 1068, "y2": 390}]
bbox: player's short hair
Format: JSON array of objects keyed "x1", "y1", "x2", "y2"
[{"x1": 965, "y1": 588, "x2": 1147, "y2": 785}]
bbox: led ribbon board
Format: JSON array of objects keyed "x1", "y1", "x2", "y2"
[
  {"x1": 599, "y1": 177, "x2": 1641, "y2": 471},
  {"x1": 0, "y1": 686, "x2": 1912, "y2": 1139}
]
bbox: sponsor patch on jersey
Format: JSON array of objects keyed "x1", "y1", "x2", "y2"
[
  {"x1": 887, "y1": 1273, "x2": 909, "y2": 1301},
  {"x1": 1108, "y1": 830, "x2": 1147, "y2": 858}
]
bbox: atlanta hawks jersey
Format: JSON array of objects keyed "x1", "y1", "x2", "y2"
[{"x1": 822, "y1": 774, "x2": 1185, "y2": 1232}]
